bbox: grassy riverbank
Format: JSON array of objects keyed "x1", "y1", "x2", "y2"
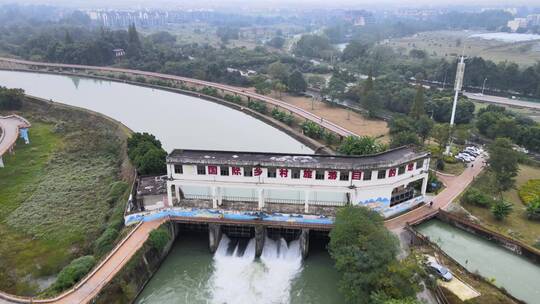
[
  {"x1": 459, "y1": 165, "x2": 540, "y2": 247},
  {"x1": 0, "y1": 99, "x2": 132, "y2": 295}
]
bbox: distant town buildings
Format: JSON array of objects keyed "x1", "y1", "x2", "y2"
[{"x1": 507, "y1": 18, "x2": 528, "y2": 32}]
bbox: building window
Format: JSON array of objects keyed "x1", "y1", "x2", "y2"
[
  {"x1": 315, "y1": 170, "x2": 325, "y2": 180},
  {"x1": 197, "y1": 165, "x2": 206, "y2": 175},
  {"x1": 377, "y1": 170, "x2": 386, "y2": 179},
  {"x1": 340, "y1": 171, "x2": 349, "y2": 181},
  {"x1": 363, "y1": 171, "x2": 372, "y2": 181},
  {"x1": 416, "y1": 159, "x2": 424, "y2": 170},
  {"x1": 244, "y1": 167, "x2": 253, "y2": 177},
  {"x1": 267, "y1": 168, "x2": 276, "y2": 178},
  {"x1": 398, "y1": 166, "x2": 406, "y2": 175},
  {"x1": 174, "y1": 165, "x2": 183, "y2": 174},
  {"x1": 220, "y1": 166, "x2": 229, "y2": 176},
  {"x1": 292, "y1": 169, "x2": 300, "y2": 179}
]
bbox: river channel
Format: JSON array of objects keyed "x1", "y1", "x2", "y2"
[
  {"x1": 417, "y1": 220, "x2": 540, "y2": 304},
  {"x1": 0, "y1": 70, "x2": 343, "y2": 304}
]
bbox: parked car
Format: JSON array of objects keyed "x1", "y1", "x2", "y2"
[{"x1": 426, "y1": 261, "x2": 453, "y2": 281}]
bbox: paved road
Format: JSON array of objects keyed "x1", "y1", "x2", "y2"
[
  {"x1": 385, "y1": 156, "x2": 485, "y2": 230},
  {"x1": 0, "y1": 115, "x2": 30, "y2": 157},
  {"x1": 0, "y1": 57, "x2": 357, "y2": 138},
  {"x1": 463, "y1": 92, "x2": 540, "y2": 110}
]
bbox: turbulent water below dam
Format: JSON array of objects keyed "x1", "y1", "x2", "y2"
[{"x1": 135, "y1": 234, "x2": 343, "y2": 304}]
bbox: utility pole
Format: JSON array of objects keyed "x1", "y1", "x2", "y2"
[
  {"x1": 445, "y1": 54, "x2": 466, "y2": 155},
  {"x1": 481, "y1": 77, "x2": 487, "y2": 95}
]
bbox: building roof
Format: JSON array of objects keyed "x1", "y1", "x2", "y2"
[
  {"x1": 137, "y1": 175, "x2": 168, "y2": 196},
  {"x1": 167, "y1": 146, "x2": 429, "y2": 170}
]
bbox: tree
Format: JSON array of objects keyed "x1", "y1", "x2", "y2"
[
  {"x1": 363, "y1": 91, "x2": 381, "y2": 118},
  {"x1": 341, "y1": 40, "x2": 369, "y2": 61},
  {"x1": 266, "y1": 36, "x2": 285, "y2": 49},
  {"x1": 329, "y1": 207, "x2": 399, "y2": 303},
  {"x1": 325, "y1": 76, "x2": 347, "y2": 101},
  {"x1": 272, "y1": 81, "x2": 287, "y2": 98},
  {"x1": 415, "y1": 115, "x2": 434, "y2": 143},
  {"x1": 409, "y1": 85, "x2": 425, "y2": 119},
  {"x1": 338, "y1": 136, "x2": 385, "y2": 156},
  {"x1": 307, "y1": 75, "x2": 326, "y2": 89},
  {"x1": 491, "y1": 200, "x2": 513, "y2": 220},
  {"x1": 268, "y1": 61, "x2": 290, "y2": 83},
  {"x1": 127, "y1": 23, "x2": 141, "y2": 58},
  {"x1": 431, "y1": 124, "x2": 450, "y2": 150},
  {"x1": 127, "y1": 132, "x2": 167, "y2": 175},
  {"x1": 287, "y1": 70, "x2": 307, "y2": 94},
  {"x1": 390, "y1": 131, "x2": 420, "y2": 148},
  {"x1": 488, "y1": 138, "x2": 519, "y2": 193},
  {"x1": 0, "y1": 87, "x2": 24, "y2": 110}
]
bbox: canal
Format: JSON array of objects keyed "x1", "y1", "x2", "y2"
[
  {"x1": 0, "y1": 70, "x2": 343, "y2": 304},
  {"x1": 417, "y1": 220, "x2": 540, "y2": 304}
]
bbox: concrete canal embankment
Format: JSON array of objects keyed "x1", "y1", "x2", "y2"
[{"x1": 408, "y1": 209, "x2": 540, "y2": 304}]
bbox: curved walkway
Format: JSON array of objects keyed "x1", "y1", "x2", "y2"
[
  {"x1": 0, "y1": 115, "x2": 31, "y2": 159},
  {"x1": 0, "y1": 57, "x2": 356, "y2": 138},
  {"x1": 385, "y1": 156, "x2": 485, "y2": 230}
]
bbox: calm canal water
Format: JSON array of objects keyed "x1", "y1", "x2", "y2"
[
  {"x1": 417, "y1": 220, "x2": 540, "y2": 304},
  {"x1": 0, "y1": 70, "x2": 342, "y2": 304},
  {"x1": 0, "y1": 70, "x2": 310, "y2": 153}
]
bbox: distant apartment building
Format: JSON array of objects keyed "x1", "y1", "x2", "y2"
[{"x1": 507, "y1": 18, "x2": 528, "y2": 32}]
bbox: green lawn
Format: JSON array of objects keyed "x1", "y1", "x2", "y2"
[{"x1": 460, "y1": 165, "x2": 540, "y2": 246}]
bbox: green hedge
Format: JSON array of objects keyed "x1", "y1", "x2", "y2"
[
  {"x1": 52, "y1": 255, "x2": 96, "y2": 292},
  {"x1": 94, "y1": 227, "x2": 120, "y2": 257}
]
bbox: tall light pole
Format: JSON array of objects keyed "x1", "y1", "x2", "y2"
[
  {"x1": 481, "y1": 77, "x2": 488, "y2": 95},
  {"x1": 445, "y1": 54, "x2": 466, "y2": 155}
]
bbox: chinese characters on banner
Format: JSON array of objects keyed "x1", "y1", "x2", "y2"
[
  {"x1": 208, "y1": 165, "x2": 218, "y2": 175},
  {"x1": 232, "y1": 167, "x2": 242, "y2": 175},
  {"x1": 352, "y1": 171, "x2": 362, "y2": 180},
  {"x1": 254, "y1": 167, "x2": 263, "y2": 176},
  {"x1": 303, "y1": 169, "x2": 313, "y2": 178},
  {"x1": 279, "y1": 168, "x2": 288, "y2": 178},
  {"x1": 388, "y1": 168, "x2": 396, "y2": 177},
  {"x1": 328, "y1": 171, "x2": 338, "y2": 180},
  {"x1": 407, "y1": 163, "x2": 414, "y2": 171}
]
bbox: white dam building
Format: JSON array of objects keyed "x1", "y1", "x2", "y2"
[{"x1": 165, "y1": 146, "x2": 430, "y2": 218}]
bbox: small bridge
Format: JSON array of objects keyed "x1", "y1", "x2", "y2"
[{"x1": 0, "y1": 114, "x2": 31, "y2": 167}]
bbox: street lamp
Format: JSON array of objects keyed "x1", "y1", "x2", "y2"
[{"x1": 481, "y1": 77, "x2": 488, "y2": 95}]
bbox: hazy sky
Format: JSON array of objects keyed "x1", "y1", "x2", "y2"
[{"x1": 2, "y1": 0, "x2": 540, "y2": 10}]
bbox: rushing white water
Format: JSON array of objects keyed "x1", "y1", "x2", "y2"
[{"x1": 210, "y1": 235, "x2": 303, "y2": 304}]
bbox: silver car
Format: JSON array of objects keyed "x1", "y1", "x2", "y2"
[{"x1": 427, "y1": 261, "x2": 453, "y2": 281}]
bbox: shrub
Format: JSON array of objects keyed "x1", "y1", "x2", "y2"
[
  {"x1": 135, "y1": 76, "x2": 146, "y2": 83},
  {"x1": 518, "y1": 179, "x2": 540, "y2": 205},
  {"x1": 526, "y1": 198, "x2": 540, "y2": 220},
  {"x1": 436, "y1": 159, "x2": 445, "y2": 170},
  {"x1": 106, "y1": 181, "x2": 128, "y2": 205},
  {"x1": 247, "y1": 100, "x2": 267, "y2": 114},
  {"x1": 52, "y1": 255, "x2": 96, "y2": 292},
  {"x1": 149, "y1": 226, "x2": 171, "y2": 251},
  {"x1": 94, "y1": 227, "x2": 119, "y2": 256},
  {"x1": 461, "y1": 188, "x2": 493, "y2": 208},
  {"x1": 443, "y1": 155, "x2": 458, "y2": 164},
  {"x1": 491, "y1": 200, "x2": 513, "y2": 220}
]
